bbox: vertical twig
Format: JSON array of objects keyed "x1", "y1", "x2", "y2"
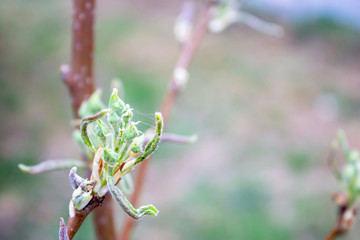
[
  {"x1": 62, "y1": 0, "x2": 115, "y2": 239},
  {"x1": 118, "y1": 2, "x2": 215, "y2": 240},
  {"x1": 93, "y1": 193, "x2": 116, "y2": 240},
  {"x1": 64, "y1": 0, "x2": 95, "y2": 117}
]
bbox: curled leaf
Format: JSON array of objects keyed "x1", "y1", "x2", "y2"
[
  {"x1": 136, "y1": 112, "x2": 163, "y2": 165},
  {"x1": 18, "y1": 159, "x2": 86, "y2": 175},
  {"x1": 107, "y1": 176, "x2": 158, "y2": 220}
]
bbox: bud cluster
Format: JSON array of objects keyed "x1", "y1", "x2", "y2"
[
  {"x1": 334, "y1": 131, "x2": 360, "y2": 206},
  {"x1": 71, "y1": 88, "x2": 163, "y2": 211}
]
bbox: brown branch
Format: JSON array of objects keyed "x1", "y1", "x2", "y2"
[
  {"x1": 62, "y1": 0, "x2": 114, "y2": 239},
  {"x1": 324, "y1": 193, "x2": 356, "y2": 240},
  {"x1": 67, "y1": 196, "x2": 104, "y2": 239},
  {"x1": 118, "y1": 2, "x2": 215, "y2": 240},
  {"x1": 93, "y1": 193, "x2": 115, "y2": 240},
  {"x1": 63, "y1": 0, "x2": 95, "y2": 118}
]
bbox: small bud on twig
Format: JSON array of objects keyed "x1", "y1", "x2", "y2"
[
  {"x1": 60, "y1": 65, "x2": 70, "y2": 82},
  {"x1": 59, "y1": 218, "x2": 70, "y2": 240},
  {"x1": 174, "y1": 1, "x2": 195, "y2": 45},
  {"x1": 69, "y1": 167, "x2": 86, "y2": 190},
  {"x1": 171, "y1": 67, "x2": 189, "y2": 93}
]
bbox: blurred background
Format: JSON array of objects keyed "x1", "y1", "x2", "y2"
[{"x1": 1, "y1": 0, "x2": 360, "y2": 239}]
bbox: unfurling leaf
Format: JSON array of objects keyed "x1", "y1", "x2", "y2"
[
  {"x1": 19, "y1": 160, "x2": 86, "y2": 175},
  {"x1": 107, "y1": 176, "x2": 159, "y2": 220}
]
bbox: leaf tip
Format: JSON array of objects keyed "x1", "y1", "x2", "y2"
[{"x1": 18, "y1": 164, "x2": 30, "y2": 174}]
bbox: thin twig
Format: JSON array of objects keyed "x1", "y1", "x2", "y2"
[
  {"x1": 161, "y1": 133, "x2": 197, "y2": 144},
  {"x1": 325, "y1": 205, "x2": 347, "y2": 240},
  {"x1": 324, "y1": 193, "x2": 356, "y2": 240},
  {"x1": 67, "y1": 196, "x2": 104, "y2": 239},
  {"x1": 62, "y1": 0, "x2": 115, "y2": 239},
  {"x1": 118, "y1": 2, "x2": 215, "y2": 240}
]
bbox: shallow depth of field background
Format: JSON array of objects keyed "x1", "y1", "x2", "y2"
[{"x1": 1, "y1": 0, "x2": 360, "y2": 239}]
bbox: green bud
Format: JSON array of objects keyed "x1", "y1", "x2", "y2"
[
  {"x1": 123, "y1": 124, "x2": 140, "y2": 141},
  {"x1": 79, "y1": 90, "x2": 106, "y2": 118},
  {"x1": 104, "y1": 148, "x2": 119, "y2": 164},
  {"x1": 72, "y1": 186, "x2": 93, "y2": 210},
  {"x1": 108, "y1": 111, "x2": 120, "y2": 125},
  {"x1": 122, "y1": 107, "x2": 133, "y2": 127},
  {"x1": 131, "y1": 144, "x2": 142, "y2": 154},
  {"x1": 109, "y1": 88, "x2": 125, "y2": 116},
  {"x1": 80, "y1": 109, "x2": 110, "y2": 151},
  {"x1": 108, "y1": 111, "x2": 122, "y2": 137},
  {"x1": 94, "y1": 119, "x2": 109, "y2": 145},
  {"x1": 130, "y1": 136, "x2": 144, "y2": 154},
  {"x1": 114, "y1": 128, "x2": 126, "y2": 154}
]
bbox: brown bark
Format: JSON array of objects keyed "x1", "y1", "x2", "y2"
[
  {"x1": 93, "y1": 193, "x2": 115, "y2": 240},
  {"x1": 324, "y1": 193, "x2": 356, "y2": 240},
  {"x1": 64, "y1": 0, "x2": 95, "y2": 118},
  {"x1": 63, "y1": 0, "x2": 115, "y2": 239},
  {"x1": 67, "y1": 196, "x2": 104, "y2": 239},
  {"x1": 118, "y1": 3, "x2": 215, "y2": 240}
]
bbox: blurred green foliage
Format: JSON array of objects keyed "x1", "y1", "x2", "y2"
[
  {"x1": 169, "y1": 181, "x2": 290, "y2": 240},
  {"x1": 285, "y1": 147, "x2": 314, "y2": 173}
]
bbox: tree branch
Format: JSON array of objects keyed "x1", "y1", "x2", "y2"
[
  {"x1": 67, "y1": 196, "x2": 104, "y2": 239},
  {"x1": 118, "y1": 2, "x2": 214, "y2": 240},
  {"x1": 62, "y1": 0, "x2": 114, "y2": 239},
  {"x1": 63, "y1": 0, "x2": 95, "y2": 118},
  {"x1": 324, "y1": 193, "x2": 356, "y2": 240},
  {"x1": 93, "y1": 193, "x2": 115, "y2": 240}
]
